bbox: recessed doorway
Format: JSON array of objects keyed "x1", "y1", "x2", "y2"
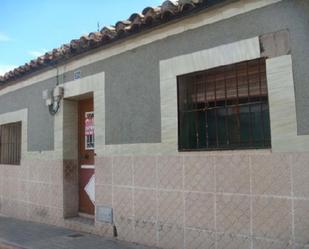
[{"x1": 78, "y1": 98, "x2": 95, "y2": 215}]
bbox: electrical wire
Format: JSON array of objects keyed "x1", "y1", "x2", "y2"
[{"x1": 48, "y1": 62, "x2": 62, "y2": 116}]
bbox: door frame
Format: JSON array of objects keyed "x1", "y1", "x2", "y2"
[{"x1": 60, "y1": 72, "x2": 105, "y2": 219}]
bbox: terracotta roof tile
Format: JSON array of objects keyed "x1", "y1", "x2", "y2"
[{"x1": 0, "y1": 0, "x2": 225, "y2": 85}]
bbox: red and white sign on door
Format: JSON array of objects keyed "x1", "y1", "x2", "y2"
[{"x1": 85, "y1": 112, "x2": 94, "y2": 150}]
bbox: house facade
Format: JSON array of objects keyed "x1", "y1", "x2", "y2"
[{"x1": 0, "y1": 0, "x2": 309, "y2": 248}]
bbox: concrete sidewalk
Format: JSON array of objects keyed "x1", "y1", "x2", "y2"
[{"x1": 0, "y1": 216, "x2": 156, "y2": 249}]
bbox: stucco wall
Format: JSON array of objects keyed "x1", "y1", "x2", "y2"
[
  {"x1": 0, "y1": 78, "x2": 55, "y2": 151},
  {"x1": 76, "y1": 0, "x2": 309, "y2": 144},
  {"x1": 0, "y1": 0, "x2": 308, "y2": 151}
]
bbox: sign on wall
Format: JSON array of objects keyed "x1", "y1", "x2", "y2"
[{"x1": 85, "y1": 111, "x2": 95, "y2": 150}]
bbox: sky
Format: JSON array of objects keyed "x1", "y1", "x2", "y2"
[{"x1": 0, "y1": 0, "x2": 162, "y2": 76}]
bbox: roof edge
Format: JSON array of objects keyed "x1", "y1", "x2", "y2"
[{"x1": 0, "y1": 0, "x2": 227, "y2": 85}]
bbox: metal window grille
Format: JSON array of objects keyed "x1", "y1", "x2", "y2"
[
  {"x1": 177, "y1": 58, "x2": 271, "y2": 151},
  {"x1": 0, "y1": 122, "x2": 22, "y2": 165}
]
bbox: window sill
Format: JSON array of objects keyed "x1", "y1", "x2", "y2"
[
  {"x1": 0, "y1": 163, "x2": 21, "y2": 166},
  {"x1": 178, "y1": 148, "x2": 272, "y2": 155}
]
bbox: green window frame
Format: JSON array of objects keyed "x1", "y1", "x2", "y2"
[{"x1": 177, "y1": 58, "x2": 271, "y2": 151}]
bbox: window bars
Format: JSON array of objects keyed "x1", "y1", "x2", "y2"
[
  {"x1": 177, "y1": 58, "x2": 271, "y2": 151},
  {"x1": 0, "y1": 122, "x2": 21, "y2": 165}
]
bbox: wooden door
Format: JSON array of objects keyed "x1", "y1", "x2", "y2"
[{"x1": 78, "y1": 98, "x2": 95, "y2": 215}]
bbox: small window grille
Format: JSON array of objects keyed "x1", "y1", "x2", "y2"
[{"x1": 0, "y1": 122, "x2": 22, "y2": 165}]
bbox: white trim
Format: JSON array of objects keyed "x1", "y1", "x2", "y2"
[
  {"x1": 0, "y1": 0, "x2": 282, "y2": 97},
  {"x1": 81, "y1": 165, "x2": 95, "y2": 169},
  {"x1": 55, "y1": 72, "x2": 105, "y2": 158},
  {"x1": 266, "y1": 55, "x2": 309, "y2": 152},
  {"x1": 159, "y1": 37, "x2": 261, "y2": 152}
]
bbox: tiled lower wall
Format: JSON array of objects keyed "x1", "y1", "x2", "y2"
[
  {"x1": 0, "y1": 159, "x2": 64, "y2": 226},
  {"x1": 0, "y1": 152, "x2": 308, "y2": 249},
  {"x1": 95, "y1": 151, "x2": 309, "y2": 249}
]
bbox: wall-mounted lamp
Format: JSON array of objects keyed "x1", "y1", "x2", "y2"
[{"x1": 42, "y1": 86, "x2": 64, "y2": 115}]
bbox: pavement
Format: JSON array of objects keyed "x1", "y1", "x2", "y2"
[{"x1": 0, "y1": 216, "x2": 156, "y2": 249}]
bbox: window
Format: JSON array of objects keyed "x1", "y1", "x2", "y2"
[
  {"x1": 0, "y1": 122, "x2": 22, "y2": 165},
  {"x1": 177, "y1": 58, "x2": 271, "y2": 151}
]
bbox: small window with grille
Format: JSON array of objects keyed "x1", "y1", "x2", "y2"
[
  {"x1": 0, "y1": 122, "x2": 22, "y2": 165},
  {"x1": 177, "y1": 58, "x2": 271, "y2": 151}
]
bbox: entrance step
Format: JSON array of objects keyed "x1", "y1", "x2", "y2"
[{"x1": 64, "y1": 215, "x2": 114, "y2": 237}]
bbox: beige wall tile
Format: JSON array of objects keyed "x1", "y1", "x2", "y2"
[
  {"x1": 184, "y1": 156, "x2": 215, "y2": 192},
  {"x1": 185, "y1": 192, "x2": 214, "y2": 231},
  {"x1": 158, "y1": 156, "x2": 183, "y2": 190},
  {"x1": 14, "y1": 201, "x2": 30, "y2": 221},
  {"x1": 50, "y1": 184, "x2": 63, "y2": 209},
  {"x1": 28, "y1": 162, "x2": 40, "y2": 182},
  {"x1": 134, "y1": 220, "x2": 157, "y2": 247},
  {"x1": 215, "y1": 155, "x2": 250, "y2": 194},
  {"x1": 252, "y1": 196, "x2": 292, "y2": 241},
  {"x1": 95, "y1": 157, "x2": 112, "y2": 185},
  {"x1": 185, "y1": 228, "x2": 215, "y2": 249},
  {"x1": 17, "y1": 180, "x2": 29, "y2": 203},
  {"x1": 28, "y1": 205, "x2": 63, "y2": 225},
  {"x1": 5, "y1": 179, "x2": 17, "y2": 200},
  {"x1": 50, "y1": 160, "x2": 63, "y2": 185},
  {"x1": 294, "y1": 199, "x2": 309, "y2": 245},
  {"x1": 294, "y1": 244, "x2": 309, "y2": 249},
  {"x1": 63, "y1": 183, "x2": 78, "y2": 217},
  {"x1": 46, "y1": 207, "x2": 64, "y2": 226},
  {"x1": 95, "y1": 184, "x2": 112, "y2": 206},
  {"x1": 216, "y1": 194, "x2": 250, "y2": 236},
  {"x1": 115, "y1": 217, "x2": 135, "y2": 242},
  {"x1": 0, "y1": 199, "x2": 24, "y2": 220},
  {"x1": 113, "y1": 186, "x2": 133, "y2": 222},
  {"x1": 38, "y1": 183, "x2": 52, "y2": 206},
  {"x1": 251, "y1": 154, "x2": 291, "y2": 196},
  {"x1": 158, "y1": 224, "x2": 184, "y2": 249},
  {"x1": 113, "y1": 156, "x2": 133, "y2": 186},
  {"x1": 158, "y1": 190, "x2": 183, "y2": 226},
  {"x1": 134, "y1": 189, "x2": 157, "y2": 222},
  {"x1": 216, "y1": 234, "x2": 251, "y2": 249},
  {"x1": 133, "y1": 156, "x2": 156, "y2": 188},
  {"x1": 17, "y1": 163, "x2": 29, "y2": 181},
  {"x1": 292, "y1": 153, "x2": 309, "y2": 198},
  {"x1": 28, "y1": 182, "x2": 40, "y2": 205},
  {"x1": 253, "y1": 238, "x2": 292, "y2": 249}
]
